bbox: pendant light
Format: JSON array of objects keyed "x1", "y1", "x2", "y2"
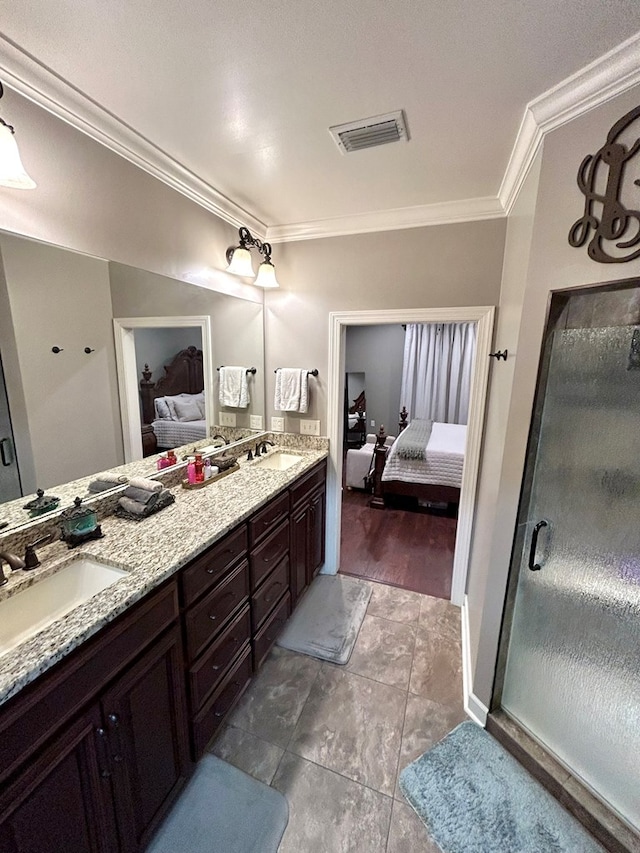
[
  {"x1": 0, "y1": 82, "x2": 36, "y2": 190},
  {"x1": 226, "y1": 226, "x2": 280, "y2": 288}
]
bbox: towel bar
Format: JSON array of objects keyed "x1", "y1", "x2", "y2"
[
  {"x1": 274, "y1": 368, "x2": 319, "y2": 376},
  {"x1": 217, "y1": 366, "x2": 257, "y2": 374}
]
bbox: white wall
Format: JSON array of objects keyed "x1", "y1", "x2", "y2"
[
  {"x1": 0, "y1": 233, "x2": 124, "y2": 490},
  {"x1": 469, "y1": 84, "x2": 640, "y2": 709},
  {"x1": 265, "y1": 219, "x2": 507, "y2": 433}
]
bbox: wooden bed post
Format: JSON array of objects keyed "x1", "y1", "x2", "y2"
[
  {"x1": 399, "y1": 407, "x2": 409, "y2": 433},
  {"x1": 369, "y1": 425, "x2": 388, "y2": 510}
]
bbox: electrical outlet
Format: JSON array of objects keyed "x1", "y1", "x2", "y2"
[
  {"x1": 249, "y1": 414, "x2": 263, "y2": 430},
  {"x1": 271, "y1": 416, "x2": 285, "y2": 432},
  {"x1": 300, "y1": 419, "x2": 320, "y2": 436},
  {"x1": 219, "y1": 412, "x2": 236, "y2": 427},
  {"x1": 370, "y1": 419, "x2": 375, "y2": 427}
]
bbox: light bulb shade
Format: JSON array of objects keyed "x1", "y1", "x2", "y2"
[
  {"x1": 0, "y1": 123, "x2": 36, "y2": 189},
  {"x1": 254, "y1": 260, "x2": 280, "y2": 288},
  {"x1": 226, "y1": 246, "x2": 255, "y2": 277}
]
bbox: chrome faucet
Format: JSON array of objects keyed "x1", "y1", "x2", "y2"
[{"x1": 0, "y1": 551, "x2": 26, "y2": 586}]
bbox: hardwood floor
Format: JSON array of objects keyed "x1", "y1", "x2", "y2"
[{"x1": 339, "y1": 488, "x2": 456, "y2": 599}]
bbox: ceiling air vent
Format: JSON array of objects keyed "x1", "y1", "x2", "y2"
[{"x1": 329, "y1": 110, "x2": 409, "y2": 154}]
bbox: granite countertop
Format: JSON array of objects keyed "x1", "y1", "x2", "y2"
[{"x1": 0, "y1": 444, "x2": 328, "y2": 707}]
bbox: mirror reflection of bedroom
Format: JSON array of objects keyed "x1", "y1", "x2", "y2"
[
  {"x1": 134, "y1": 326, "x2": 205, "y2": 457},
  {"x1": 340, "y1": 321, "x2": 476, "y2": 600}
]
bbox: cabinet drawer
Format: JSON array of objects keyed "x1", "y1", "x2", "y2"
[
  {"x1": 251, "y1": 556, "x2": 289, "y2": 631},
  {"x1": 249, "y1": 520, "x2": 289, "y2": 591},
  {"x1": 188, "y1": 605, "x2": 250, "y2": 711},
  {"x1": 252, "y1": 593, "x2": 291, "y2": 672},
  {"x1": 191, "y1": 646, "x2": 252, "y2": 759},
  {"x1": 184, "y1": 561, "x2": 249, "y2": 661},
  {"x1": 181, "y1": 525, "x2": 248, "y2": 607},
  {"x1": 248, "y1": 492, "x2": 289, "y2": 548},
  {"x1": 290, "y1": 460, "x2": 327, "y2": 508}
]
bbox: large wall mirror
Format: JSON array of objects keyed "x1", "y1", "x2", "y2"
[{"x1": 0, "y1": 231, "x2": 265, "y2": 531}]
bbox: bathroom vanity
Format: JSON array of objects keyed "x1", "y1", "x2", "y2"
[{"x1": 0, "y1": 444, "x2": 327, "y2": 853}]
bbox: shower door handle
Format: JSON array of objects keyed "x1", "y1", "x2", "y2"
[
  {"x1": 0, "y1": 438, "x2": 13, "y2": 467},
  {"x1": 528, "y1": 520, "x2": 548, "y2": 571}
]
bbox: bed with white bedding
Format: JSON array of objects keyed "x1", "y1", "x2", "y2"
[{"x1": 380, "y1": 420, "x2": 466, "y2": 505}]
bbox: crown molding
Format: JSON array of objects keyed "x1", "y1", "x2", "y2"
[
  {"x1": 266, "y1": 196, "x2": 505, "y2": 243},
  {"x1": 0, "y1": 34, "x2": 267, "y2": 239},
  {"x1": 500, "y1": 30, "x2": 640, "y2": 214}
]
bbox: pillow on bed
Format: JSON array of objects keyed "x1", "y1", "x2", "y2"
[
  {"x1": 193, "y1": 390, "x2": 205, "y2": 419},
  {"x1": 173, "y1": 396, "x2": 204, "y2": 422},
  {"x1": 154, "y1": 397, "x2": 172, "y2": 420}
]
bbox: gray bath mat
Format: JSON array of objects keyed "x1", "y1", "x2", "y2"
[
  {"x1": 399, "y1": 721, "x2": 605, "y2": 853},
  {"x1": 277, "y1": 574, "x2": 371, "y2": 664},
  {"x1": 147, "y1": 754, "x2": 288, "y2": 853}
]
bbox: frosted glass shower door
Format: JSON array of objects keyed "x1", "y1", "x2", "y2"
[{"x1": 501, "y1": 326, "x2": 640, "y2": 830}]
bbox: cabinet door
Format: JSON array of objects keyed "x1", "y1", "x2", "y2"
[
  {"x1": 0, "y1": 706, "x2": 117, "y2": 853},
  {"x1": 290, "y1": 505, "x2": 309, "y2": 606},
  {"x1": 101, "y1": 625, "x2": 190, "y2": 853},
  {"x1": 308, "y1": 486, "x2": 326, "y2": 581}
]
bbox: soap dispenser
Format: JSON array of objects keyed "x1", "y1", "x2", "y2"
[{"x1": 59, "y1": 497, "x2": 104, "y2": 548}]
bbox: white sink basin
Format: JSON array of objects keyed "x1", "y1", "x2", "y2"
[
  {"x1": 0, "y1": 558, "x2": 128, "y2": 655},
  {"x1": 254, "y1": 452, "x2": 304, "y2": 471}
]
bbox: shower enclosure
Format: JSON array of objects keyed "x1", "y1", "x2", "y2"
[{"x1": 495, "y1": 281, "x2": 640, "y2": 834}]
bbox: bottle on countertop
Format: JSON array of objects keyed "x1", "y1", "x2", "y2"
[
  {"x1": 166, "y1": 449, "x2": 177, "y2": 466},
  {"x1": 157, "y1": 453, "x2": 169, "y2": 471},
  {"x1": 194, "y1": 453, "x2": 204, "y2": 483},
  {"x1": 204, "y1": 458, "x2": 212, "y2": 479},
  {"x1": 186, "y1": 456, "x2": 197, "y2": 484}
]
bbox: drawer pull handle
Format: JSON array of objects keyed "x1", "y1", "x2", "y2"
[
  {"x1": 264, "y1": 581, "x2": 283, "y2": 604},
  {"x1": 206, "y1": 567, "x2": 217, "y2": 575},
  {"x1": 208, "y1": 614, "x2": 217, "y2": 621},
  {"x1": 214, "y1": 710, "x2": 225, "y2": 717},
  {"x1": 212, "y1": 663, "x2": 222, "y2": 671}
]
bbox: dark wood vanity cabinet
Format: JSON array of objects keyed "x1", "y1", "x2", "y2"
[
  {"x1": 0, "y1": 457, "x2": 327, "y2": 850},
  {"x1": 0, "y1": 582, "x2": 190, "y2": 853},
  {"x1": 290, "y1": 460, "x2": 327, "y2": 606}
]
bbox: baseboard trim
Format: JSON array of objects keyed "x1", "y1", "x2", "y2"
[{"x1": 461, "y1": 595, "x2": 489, "y2": 727}]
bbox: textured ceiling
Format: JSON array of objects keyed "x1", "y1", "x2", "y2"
[{"x1": 1, "y1": 1, "x2": 640, "y2": 231}]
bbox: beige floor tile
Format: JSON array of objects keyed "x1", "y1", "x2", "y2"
[
  {"x1": 210, "y1": 724, "x2": 284, "y2": 785},
  {"x1": 409, "y1": 625, "x2": 463, "y2": 705},
  {"x1": 345, "y1": 614, "x2": 416, "y2": 690},
  {"x1": 387, "y1": 799, "x2": 441, "y2": 853},
  {"x1": 395, "y1": 693, "x2": 466, "y2": 797},
  {"x1": 367, "y1": 583, "x2": 423, "y2": 624},
  {"x1": 419, "y1": 595, "x2": 461, "y2": 642},
  {"x1": 273, "y1": 751, "x2": 393, "y2": 853},
  {"x1": 288, "y1": 665, "x2": 406, "y2": 796},
  {"x1": 228, "y1": 646, "x2": 321, "y2": 748}
]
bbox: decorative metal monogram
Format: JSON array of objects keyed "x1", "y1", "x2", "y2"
[{"x1": 568, "y1": 104, "x2": 640, "y2": 263}]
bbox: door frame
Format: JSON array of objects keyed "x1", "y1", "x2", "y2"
[
  {"x1": 325, "y1": 306, "x2": 495, "y2": 607},
  {"x1": 113, "y1": 316, "x2": 212, "y2": 462}
]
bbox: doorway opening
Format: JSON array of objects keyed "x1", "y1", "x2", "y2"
[
  {"x1": 326, "y1": 306, "x2": 495, "y2": 607},
  {"x1": 113, "y1": 316, "x2": 213, "y2": 462}
]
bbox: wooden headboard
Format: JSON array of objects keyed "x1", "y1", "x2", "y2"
[
  {"x1": 139, "y1": 345, "x2": 204, "y2": 424},
  {"x1": 348, "y1": 390, "x2": 366, "y2": 414}
]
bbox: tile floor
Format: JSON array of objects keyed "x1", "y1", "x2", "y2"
[{"x1": 211, "y1": 580, "x2": 466, "y2": 852}]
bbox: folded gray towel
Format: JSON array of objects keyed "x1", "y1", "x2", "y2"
[
  {"x1": 119, "y1": 493, "x2": 159, "y2": 516},
  {"x1": 128, "y1": 477, "x2": 163, "y2": 493},
  {"x1": 123, "y1": 486, "x2": 159, "y2": 505},
  {"x1": 97, "y1": 472, "x2": 129, "y2": 484},
  {"x1": 88, "y1": 479, "x2": 122, "y2": 493}
]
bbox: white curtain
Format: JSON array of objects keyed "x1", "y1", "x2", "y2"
[{"x1": 400, "y1": 323, "x2": 476, "y2": 424}]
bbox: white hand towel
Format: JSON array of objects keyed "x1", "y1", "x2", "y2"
[
  {"x1": 274, "y1": 368, "x2": 309, "y2": 413},
  {"x1": 219, "y1": 366, "x2": 250, "y2": 408}
]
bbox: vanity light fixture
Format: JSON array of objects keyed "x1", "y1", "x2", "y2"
[
  {"x1": 0, "y1": 81, "x2": 36, "y2": 190},
  {"x1": 226, "y1": 226, "x2": 280, "y2": 289}
]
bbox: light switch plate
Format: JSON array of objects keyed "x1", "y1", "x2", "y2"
[
  {"x1": 300, "y1": 419, "x2": 320, "y2": 436},
  {"x1": 249, "y1": 415, "x2": 263, "y2": 429},
  {"x1": 219, "y1": 412, "x2": 236, "y2": 427},
  {"x1": 271, "y1": 416, "x2": 285, "y2": 432}
]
